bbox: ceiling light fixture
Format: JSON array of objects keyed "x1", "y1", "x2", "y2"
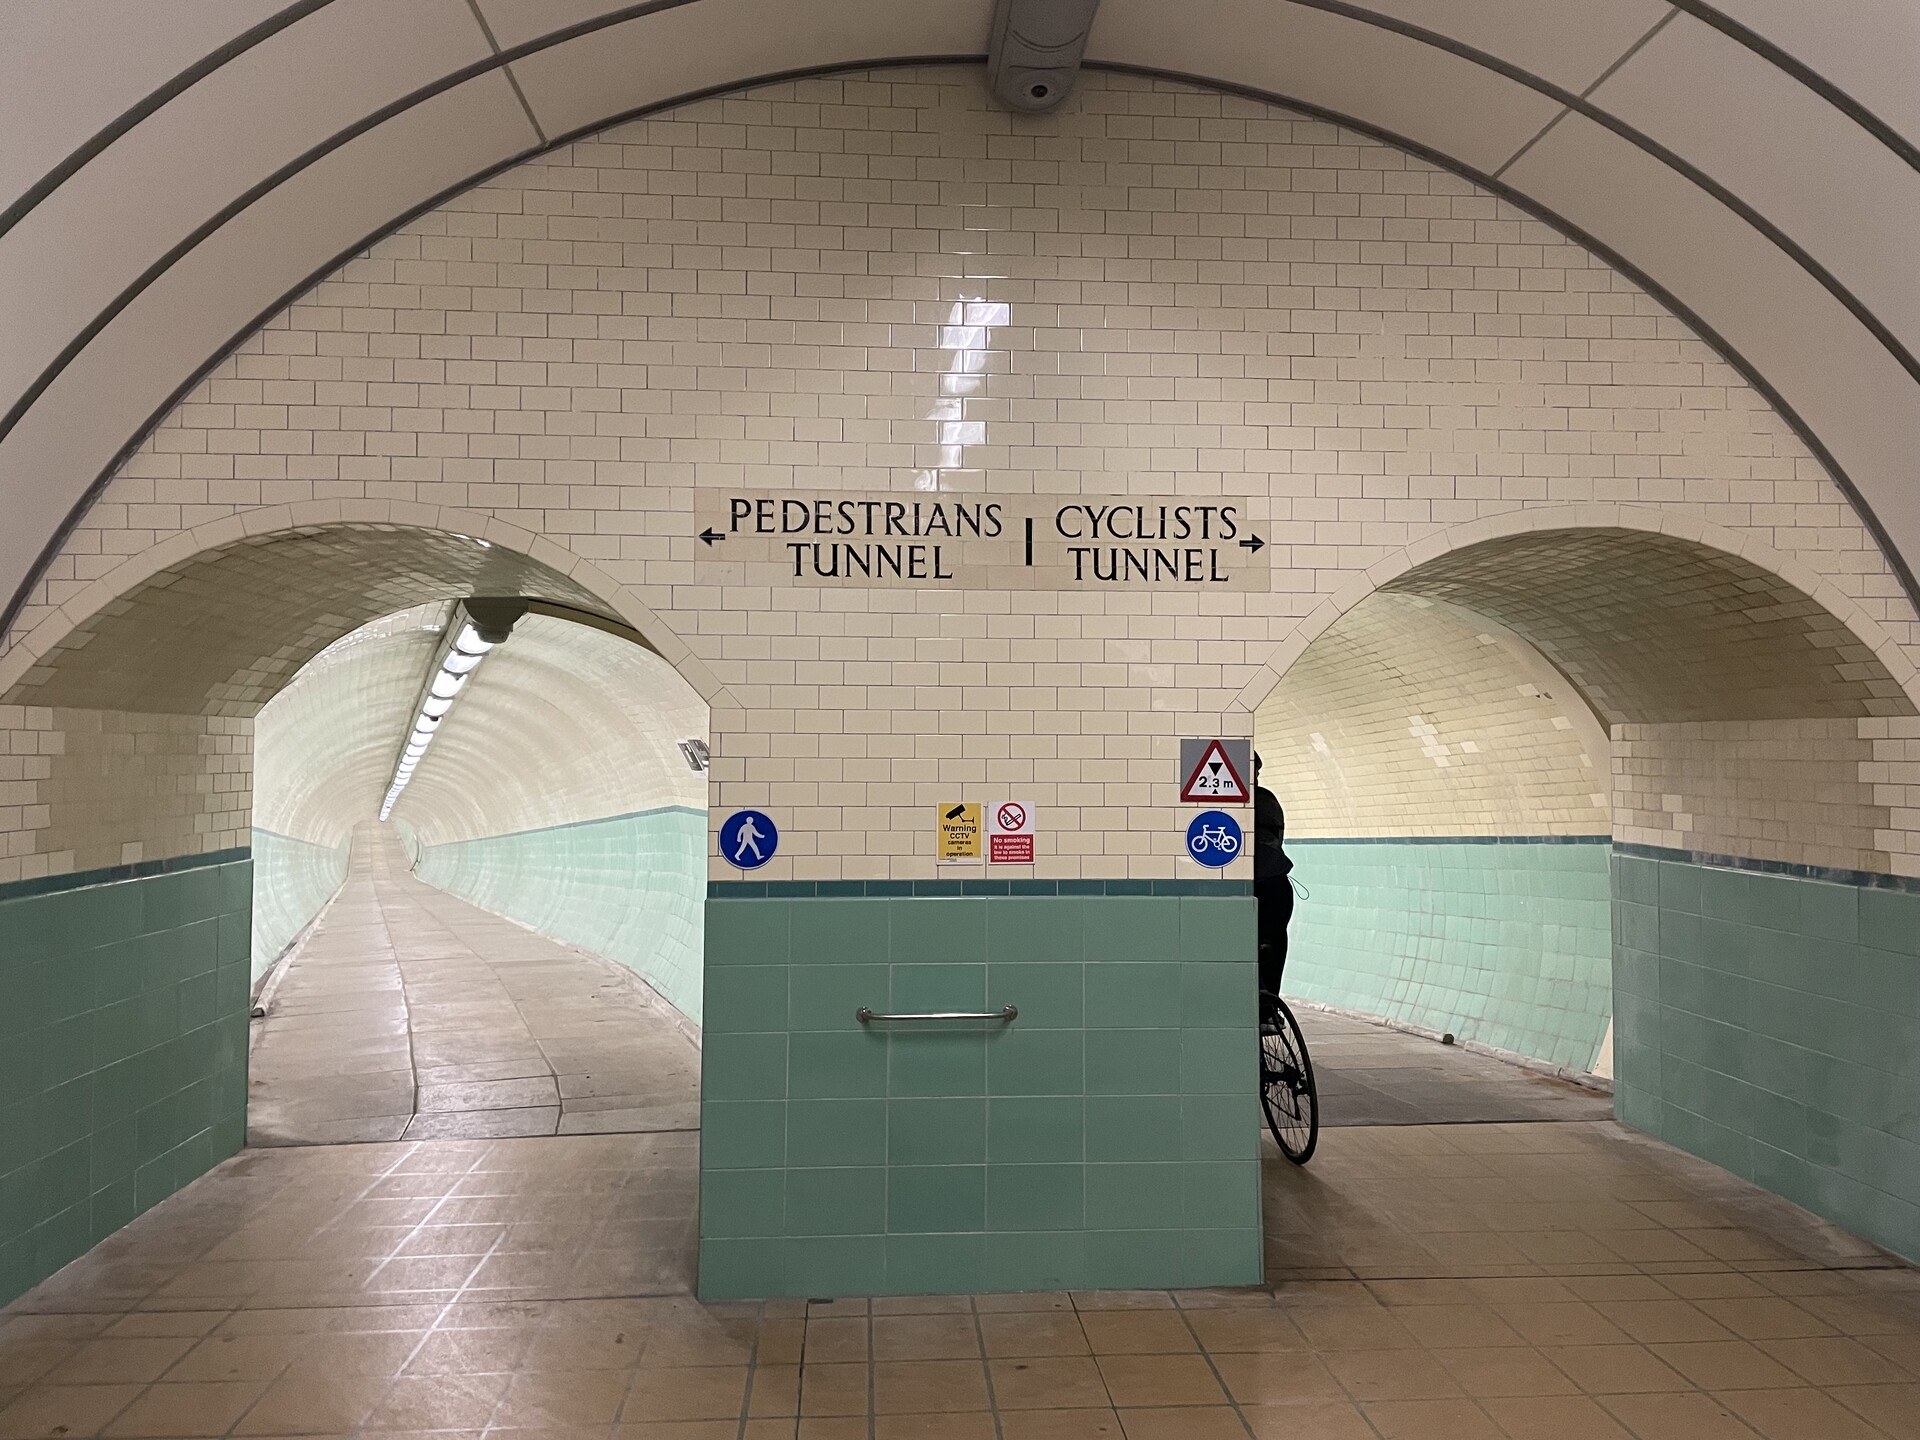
[{"x1": 379, "y1": 598, "x2": 526, "y2": 822}]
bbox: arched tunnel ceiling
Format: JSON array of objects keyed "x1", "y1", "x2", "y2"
[
  {"x1": 0, "y1": 525, "x2": 609, "y2": 717},
  {"x1": 1383, "y1": 529, "x2": 1919, "y2": 725},
  {"x1": 1, "y1": 0, "x2": 1917, "y2": 639},
  {"x1": 253, "y1": 606, "x2": 708, "y2": 849}
]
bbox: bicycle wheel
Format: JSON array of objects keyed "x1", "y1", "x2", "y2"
[{"x1": 1259, "y1": 992, "x2": 1319, "y2": 1164}]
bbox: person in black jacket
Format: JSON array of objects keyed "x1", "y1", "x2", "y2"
[{"x1": 1253, "y1": 753, "x2": 1293, "y2": 996}]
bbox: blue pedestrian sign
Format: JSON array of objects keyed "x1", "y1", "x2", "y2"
[
  {"x1": 720, "y1": 809, "x2": 778, "y2": 870},
  {"x1": 1185, "y1": 809, "x2": 1242, "y2": 868}
]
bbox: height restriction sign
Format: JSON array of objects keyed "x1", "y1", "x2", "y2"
[{"x1": 1179, "y1": 738, "x2": 1252, "y2": 804}]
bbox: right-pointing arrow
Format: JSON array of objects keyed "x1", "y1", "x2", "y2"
[{"x1": 1238, "y1": 534, "x2": 1265, "y2": 553}]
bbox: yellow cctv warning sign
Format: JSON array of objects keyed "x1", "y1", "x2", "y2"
[{"x1": 937, "y1": 802, "x2": 983, "y2": 864}]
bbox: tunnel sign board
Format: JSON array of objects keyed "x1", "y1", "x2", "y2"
[
  {"x1": 937, "y1": 803, "x2": 983, "y2": 864},
  {"x1": 1179, "y1": 738, "x2": 1252, "y2": 804},
  {"x1": 694, "y1": 490, "x2": 1269, "y2": 591},
  {"x1": 988, "y1": 800, "x2": 1035, "y2": 864}
]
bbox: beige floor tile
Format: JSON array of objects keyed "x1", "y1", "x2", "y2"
[
  {"x1": 1094, "y1": 1354, "x2": 1226, "y2": 1408},
  {"x1": 620, "y1": 1366, "x2": 749, "y2": 1423},
  {"x1": 365, "y1": 1372, "x2": 512, "y2": 1429},
  {"x1": 1114, "y1": 1406, "x2": 1250, "y2": 1439},
  {"x1": 231, "y1": 1374, "x2": 380, "y2": 1434},
  {"x1": 1210, "y1": 1351, "x2": 1345, "y2": 1406},
  {"x1": 1598, "y1": 1391, "x2": 1771, "y2": 1440},
  {"x1": 797, "y1": 1362, "x2": 868, "y2": 1417},
  {"x1": 100, "y1": 1380, "x2": 270, "y2": 1437},
  {"x1": 996, "y1": 1411, "x2": 1125, "y2": 1440},
  {"x1": 872, "y1": 1316, "x2": 982, "y2": 1361},
  {"x1": 1831, "y1": 1383, "x2": 1920, "y2": 1440},
  {"x1": 1480, "y1": 1394, "x2": 1635, "y2": 1439},
  {"x1": 871, "y1": 1360, "x2": 991, "y2": 1414},
  {"x1": 1541, "y1": 1343, "x2": 1691, "y2": 1395},
  {"x1": 1077, "y1": 1313, "x2": 1196, "y2": 1355},
  {"x1": 1359, "y1": 1397, "x2": 1505, "y2": 1439},
  {"x1": 0, "y1": 1384, "x2": 144, "y2": 1439},
  {"x1": 872, "y1": 1414, "x2": 999, "y2": 1439},
  {"x1": 744, "y1": 1363, "x2": 797, "y2": 1416},
  {"x1": 1649, "y1": 1339, "x2": 1802, "y2": 1390},
  {"x1": 1240, "y1": 1399, "x2": 1375, "y2": 1438},
  {"x1": 42, "y1": 1338, "x2": 196, "y2": 1386},
  {"x1": 1323, "y1": 1347, "x2": 1463, "y2": 1402},
  {"x1": 1716, "y1": 1385, "x2": 1888, "y2": 1439},
  {"x1": 988, "y1": 1356, "x2": 1111, "y2": 1410},
  {"x1": 980, "y1": 1313, "x2": 1091, "y2": 1358},
  {"x1": 1428, "y1": 1346, "x2": 1578, "y2": 1398}
]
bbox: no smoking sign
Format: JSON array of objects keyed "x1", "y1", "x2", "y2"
[{"x1": 989, "y1": 800, "x2": 1035, "y2": 864}]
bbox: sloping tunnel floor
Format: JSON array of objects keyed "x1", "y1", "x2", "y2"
[
  {"x1": 246, "y1": 829, "x2": 700, "y2": 1146},
  {"x1": 1300, "y1": 1008, "x2": 1616, "y2": 1127}
]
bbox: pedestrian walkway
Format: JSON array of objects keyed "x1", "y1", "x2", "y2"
[{"x1": 246, "y1": 828, "x2": 699, "y2": 1145}]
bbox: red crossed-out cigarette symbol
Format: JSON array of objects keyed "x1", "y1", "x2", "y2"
[{"x1": 997, "y1": 803, "x2": 1025, "y2": 831}]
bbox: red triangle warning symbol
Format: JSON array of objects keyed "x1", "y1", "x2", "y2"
[{"x1": 1180, "y1": 739, "x2": 1250, "y2": 803}]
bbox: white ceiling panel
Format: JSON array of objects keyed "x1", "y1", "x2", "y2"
[
  {"x1": 0, "y1": 0, "x2": 289, "y2": 209},
  {"x1": 0, "y1": 72, "x2": 538, "y2": 619},
  {"x1": 1594, "y1": 13, "x2": 1920, "y2": 356},
  {"x1": 0, "y1": 0, "x2": 492, "y2": 427},
  {"x1": 1092, "y1": 0, "x2": 1561, "y2": 175},
  {"x1": 1710, "y1": 0, "x2": 1920, "y2": 151},
  {"x1": 1339, "y1": 0, "x2": 1671, "y2": 93},
  {"x1": 507, "y1": 0, "x2": 991, "y2": 140},
  {"x1": 1505, "y1": 113, "x2": 1920, "y2": 578}
]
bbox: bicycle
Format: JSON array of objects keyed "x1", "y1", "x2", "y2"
[{"x1": 1259, "y1": 988, "x2": 1319, "y2": 1164}]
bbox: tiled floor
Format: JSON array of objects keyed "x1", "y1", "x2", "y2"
[
  {"x1": 4, "y1": 1117, "x2": 1915, "y2": 1437},
  {"x1": 248, "y1": 832, "x2": 700, "y2": 1145},
  {"x1": 1298, "y1": 1008, "x2": 1616, "y2": 1127}
]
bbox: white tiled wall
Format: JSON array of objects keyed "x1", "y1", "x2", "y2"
[
  {"x1": 1255, "y1": 593, "x2": 1608, "y2": 838},
  {"x1": 0, "y1": 705, "x2": 250, "y2": 881},
  {"x1": 3, "y1": 67, "x2": 1916, "y2": 882}
]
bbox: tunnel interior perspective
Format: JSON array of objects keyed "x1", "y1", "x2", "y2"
[{"x1": 3, "y1": 13, "x2": 1919, "y2": 1433}]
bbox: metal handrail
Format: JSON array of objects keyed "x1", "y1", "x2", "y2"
[{"x1": 855, "y1": 1005, "x2": 1017, "y2": 1024}]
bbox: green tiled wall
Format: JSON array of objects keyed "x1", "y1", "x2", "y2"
[
  {"x1": 413, "y1": 807, "x2": 706, "y2": 1024},
  {"x1": 0, "y1": 856, "x2": 252, "y2": 1306},
  {"x1": 698, "y1": 893, "x2": 1263, "y2": 1299},
  {"x1": 249, "y1": 827, "x2": 348, "y2": 984},
  {"x1": 1613, "y1": 852, "x2": 1920, "y2": 1263},
  {"x1": 1288, "y1": 839, "x2": 1613, "y2": 1072}
]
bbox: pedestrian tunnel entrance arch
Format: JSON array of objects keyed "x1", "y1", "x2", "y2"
[{"x1": 0, "y1": 522, "x2": 713, "y2": 1303}]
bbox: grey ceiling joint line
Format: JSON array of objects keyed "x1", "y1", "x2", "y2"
[
  {"x1": 987, "y1": 0, "x2": 1102, "y2": 112},
  {"x1": 1494, "y1": 6, "x2": 1679, "y2": 180},
  {"x1": 463, "y1": 0, "x2": 549, "y2": 145},
  {"x1": 0, "y1": 0, "x2": 339, "y2": 243},
  {"x1": 1667, "y1": 0, "x2": 1920, "y2": 178},
  {"x1": 1272, "y1": 0, "x2": 1920, "y2": 389}
]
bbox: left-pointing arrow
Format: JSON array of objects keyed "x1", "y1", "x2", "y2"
[{"x1": 699, "y1": 528, "x2": 726, "y2": 546}]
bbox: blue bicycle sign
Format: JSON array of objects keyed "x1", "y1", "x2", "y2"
[{"x1": 1185, "y1": 809, "x2": 1242, "y2": 868}]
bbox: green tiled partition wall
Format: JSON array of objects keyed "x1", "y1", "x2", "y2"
[
  {"x1": 698, "y1": 891, "x2": 1263, "y2": 1299},
  {"x1": 1287, "y1": 838, "x2": 1613, "y2": 1072},
  {"x1": 1613, "y1": 851, "x2": 1920, "y2": 1263},
  {"x1": 249, "y1": 827, "x2": 349, "y2": 984},
  {"x1": 413, "y1": 807, "x2": 706, "y2": 1024},
  {"x1": 0, "y1": 855, "x2": 252, "y2": 1306}
]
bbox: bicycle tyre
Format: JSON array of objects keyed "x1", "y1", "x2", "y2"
[{"x1": 1259, "y1": 992, "x2": 1319, "y2": 1164}]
